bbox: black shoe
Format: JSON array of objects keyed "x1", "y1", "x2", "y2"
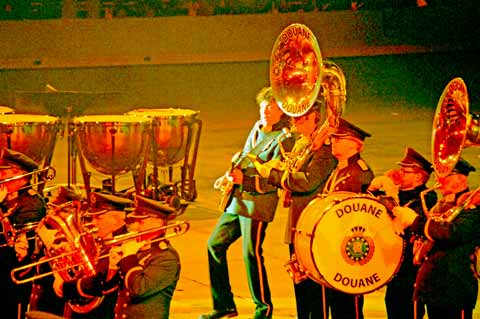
[{"x1": 198, "y1": 308, "x2": 238, "y2": 319}]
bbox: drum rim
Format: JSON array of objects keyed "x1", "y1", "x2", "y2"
[
  {"x1": 0, "y1": 114, "x2": 60, "y2": 123},
  {"x1": 73, "y1": 114, "x2": 152, "y2": 123},
  {"x1": 127, "y1": 108, "x2": 199, "y2": 118}
]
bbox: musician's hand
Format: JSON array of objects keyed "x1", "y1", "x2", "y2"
[
  {"x1": 120, "y1": 240, "x2": 147, "y2": 257},
  {"x1": 14, "y1": 233, "x2": 28, "y2": 262},
  {"x1": 109, "y1": 240, "x2": 146, "y2": 266},
  {"x1": 253, "y1": 161, "x2": 273, "y2": 178},
  {"x1": 109, "y1": 246, "x2": 123, "y2": 268},
  {"x1": 213, "y1": 174, "x2": 228, "y2": 190},
  {"x1": 228, "y1": 168, "x2": 243, "y2": 185},
  {"x1": 392, "y1": 206, "x2": 418, "y2": 235},
  {"x1": 52, "y1": 272, "x2": 64, "y2": 298},
  {"x1": 368, "y1": 175, "x2": 399, "y2": 203}
]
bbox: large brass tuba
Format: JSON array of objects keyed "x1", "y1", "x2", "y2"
[
  {"x1": 268, "y1": 24, "x2": 346, "y2": 171},
  {"x1": 431, "y1": 77, "x2": 480, "y2": 176},
  {"x1": 414, "y1": 77, "x2": 480, "y2": 265},
  {"x1": 270, "y1": 23, "x2": 323, "y2": 117}
]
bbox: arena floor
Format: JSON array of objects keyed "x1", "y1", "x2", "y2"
[{"x1": 45, "y1": 103, "x2": 480, "y2": 319}]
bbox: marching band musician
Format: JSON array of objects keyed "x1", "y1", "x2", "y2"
[
  {"x1": 323, "y1": 118, "x2": 374, "y2": 319},
  {"x1": 252, "y1": 101, "x2": 338, "y2": 319},
  {"x1": 368, "y1": 147, "x2": 438, "y2": 319},
  {"x1": 392, "y1": 158, "x2": 479, "y2": 319},
  {"x1": 108, "y1": 194, "x2": 181, "y2": 319},
  {"x1": 0, "y1": 147, "x2": 47, "y2": 319},
  {"x1": 202, "y1": 86, "x2": 290, "y2": 319},
  {"x1": 43, "y1": 192, "x2": 134, "y2": 319}
]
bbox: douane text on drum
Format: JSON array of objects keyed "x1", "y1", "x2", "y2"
[
  {"x1": 333, "y1": 272, "x2": 381, "y2": 288},
  {"x1": 335, "y1": 202, "x2": 383, "y2": 219}
]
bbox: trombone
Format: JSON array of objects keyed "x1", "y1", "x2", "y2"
[
  {"x1": 10, "y1": 220, "x2": 189, "y2": 285},
  {"x1": 0, "y1": 166, "x2": 56, "y2": 193}
]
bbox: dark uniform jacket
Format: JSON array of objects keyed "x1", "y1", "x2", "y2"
[
  {"x1": 410, "y1": 190, "x2": 480, "y2": 309},
  {"x1": 61, "y1": 247, "x2": 120, "y2": 319},
  {"x1": 267, "y1": 142, "x2": 337, "y2": 244},
  {"x1": 0, "y1": 191, "x2": 46, "y2": 319},
  {"x1": 385, "y1": 185, "x2": 438, "y2": 319},
  {"x1": 323, "y1": 153, "x2": 374, "y2": 194},
  {"x1": 115, "y1": 241, "x2": 181, "y2": 319},
  {"x1": 394, "y1": 185, "x2": 437, "y2": 282}
]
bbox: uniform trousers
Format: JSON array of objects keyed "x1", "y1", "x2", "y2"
[
  {"x1": 207, "y1": 212, "x2": 272, "y2": 318},
  {"x1": 288, "y1": 244, "x2": 328, "y2": 319}
]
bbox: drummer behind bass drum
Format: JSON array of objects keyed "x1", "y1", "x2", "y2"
[{"x1": 322, "y1": 118, "x2": 374, "y2": 319}]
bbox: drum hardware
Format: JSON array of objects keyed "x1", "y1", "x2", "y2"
[
  {"x1": 127, "y1": 108, "x2": 202, "y2": 201},
  {"x1": 413, "y1": 77, "x2": 480, "y2": 265},
  {"x1": 284, "y1": 254, "x2": 308, "y2": 284},
  {"x1": 10, "y1": 217, "x2": 189, "y2": 285}
]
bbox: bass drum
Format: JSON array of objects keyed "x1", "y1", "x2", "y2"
[{"x1": 294, "y1": 191, "x2": 404, "y2": 295}]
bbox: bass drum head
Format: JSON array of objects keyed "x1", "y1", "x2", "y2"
[{"x1": 294, "y1": 191, "x2": 404, "y2": 295}]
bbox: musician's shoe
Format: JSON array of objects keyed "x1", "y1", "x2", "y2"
[{"x1": 198, "y1": 308, "x2": 238, "y2": 319}]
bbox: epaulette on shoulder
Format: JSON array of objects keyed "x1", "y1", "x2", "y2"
[{"x1": 357, "y1": 159, "x2": 369, "y2": 171}]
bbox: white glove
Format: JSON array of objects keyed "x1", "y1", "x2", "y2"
[
  {"x1": 368, "y1": 175, "x2": 399, "y2": 202},
  {"x1": 109, "y1": 240, "x2": 146, "y2": 266},
  {"x1": 213, "y1": 173, "x2": 229, "y2": 190},
  {"x1": 14, "y1": 233, "x2": 28, "y2": 262},
  {"x1": 392, "y1": 206, "x2": 418, "y2": 235}
]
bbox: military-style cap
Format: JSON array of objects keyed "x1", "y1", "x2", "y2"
[
  {"x1": 331, "y1": 118, "x2": 371, "y2": 141},
  {"x1": 0, "y1": 148, "x2": 39, "y2": 172},
  {"x1": 452, "y1": 157, "x2": 476, "y2": 176},
  {"x1": 397, "y1": 147, "x2": 433, "y2": 174},
  {"x1": 86, "y1": 192, "x2": 134, "y2": 216},
  {"x1": 127, "y1": 194, "x2": 178, "y2": 220}
]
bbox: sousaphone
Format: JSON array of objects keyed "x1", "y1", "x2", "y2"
[
  {"x1": 431, "y1": 77, "x2": 480, "y2": 176},
  {"x1": 414, "y1": 77, "x2": 480, "y2": 265},
  {"x1": 270, "y1": 23, "x2": 323, "y2": 117}
]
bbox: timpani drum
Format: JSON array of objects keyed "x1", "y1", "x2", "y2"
[
  {"x1": 294, "y1": 191, "x2": 404, "y2": 295},
  {"x1": 0, "y1": 114, "x2": 60, "y2": 166},
  {"x1": 127, "y1": 108, "x2": 200, "y2": 167},
  {"x1": 73, "y1": 115, "x2": 151, "y2": 176}
]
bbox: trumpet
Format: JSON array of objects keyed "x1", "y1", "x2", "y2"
[{"x1": 10, "y1": 220, "x2": 189, "y2": 285}]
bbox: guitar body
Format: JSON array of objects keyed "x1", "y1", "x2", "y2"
[{"x1": 218, "y1": 182, "x2": 237, "y2": 212}]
